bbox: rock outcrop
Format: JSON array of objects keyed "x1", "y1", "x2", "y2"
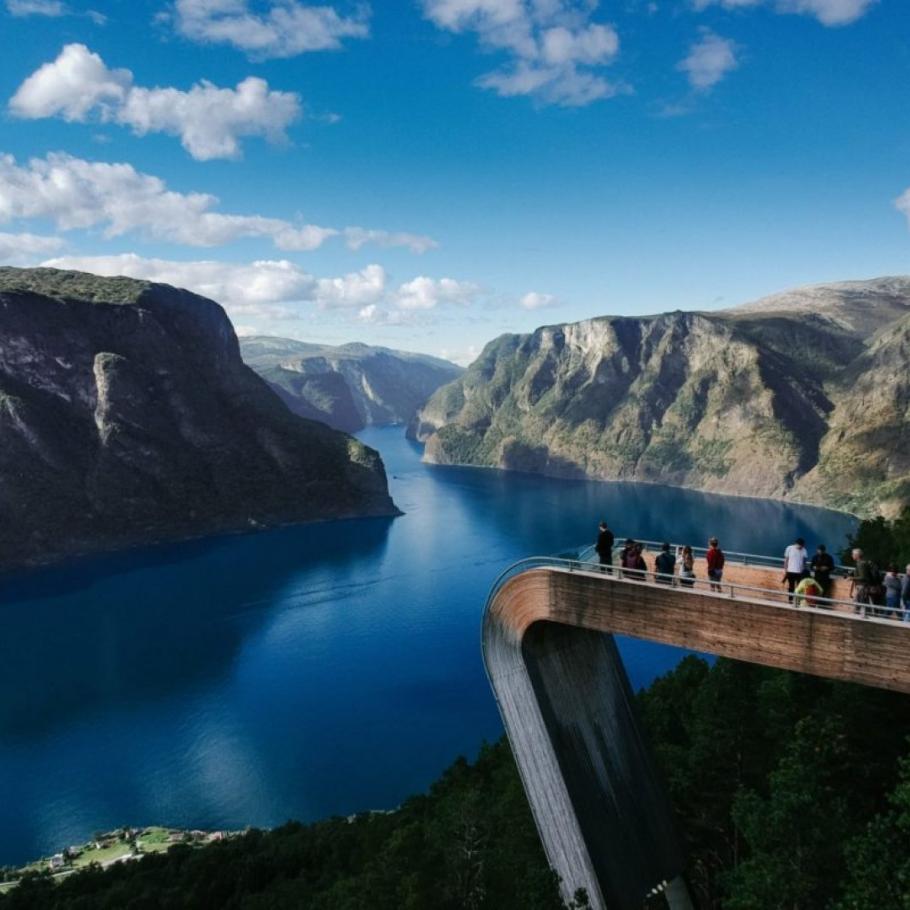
[
  {"x1": 0, "y1": 268, "x2": 397, "y2": 569},
  {"x1": 240, "y1": 336, "x2": 462, "y2": 433},
  {"x1": 414, "y1": 278, "x2": 910, "y2": 517}
]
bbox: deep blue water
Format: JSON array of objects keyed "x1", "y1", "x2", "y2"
[{"x1": 0, "y1": 427, "x2": 856, "y2": 865}]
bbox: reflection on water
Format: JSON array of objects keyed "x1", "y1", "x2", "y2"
[{"x1": 0, "y1": 428, "x2": 856, "y2": 864}]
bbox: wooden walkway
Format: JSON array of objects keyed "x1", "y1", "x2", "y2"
[{"x1": 482, "y1": 559, "x2": 910, "y2": 910}]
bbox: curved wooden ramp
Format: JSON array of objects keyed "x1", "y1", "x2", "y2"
[{"x1": 482, "y1": 562, "x2": 910, "y2": 910}]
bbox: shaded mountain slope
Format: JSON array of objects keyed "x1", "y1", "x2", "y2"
[{"x1": 0, "y1": 268, "x2": 396, "y2": 569}]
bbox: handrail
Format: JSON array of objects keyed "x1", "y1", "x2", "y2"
[
  {"x1": 576, "y1": 536, "x2": 850, "y2": 573},
  {"x1": 484, "y1": 554, "x2": 909, "y2": 628}
]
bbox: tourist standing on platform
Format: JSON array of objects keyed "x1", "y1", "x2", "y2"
[
  {"x1": 677, "y1": 545, "x2": 696, "y2": 587},
  {"x1": 793, "y1": 575, "x2": 823, "y2": 608},
  {"x1": 782, "y1": 537, "x2": 810, "y2": 601},
  {"x1": 595, "y1": 521, "x2": 615, "y2": 573},
  {"x1": 654, "y1": 542, "x2": 675, "y2": 584},
  {"x1": 706, "y1": 538, "x2": 725, "y2": 592},
  {"x1": 810, "y1": 543, "x2": 835, "y2": 598},
  {"x1": 902, "y1": 565, "x2": 910, "y2": 622},
  {"x1": 850, "y1": 548, "x2": 876, "y2": 613},
  {"x1": 632, "y1": 542, "x2": 648, "y2": 578},
  {"x1": 619, "y1": 539, "x2": 636, "y2": 576},
  {"x1": 884, "y1": 565, "x2": 902, "y2": 618}
]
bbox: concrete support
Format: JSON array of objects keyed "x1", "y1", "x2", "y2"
[{"x1": 483, "y1": 564, "x2": 910, "y2": 909}]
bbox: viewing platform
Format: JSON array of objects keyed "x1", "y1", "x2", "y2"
[{"x1": 482, "y1": 540, "x2": 909, "y2": 910}]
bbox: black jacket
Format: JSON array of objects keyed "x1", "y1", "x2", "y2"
[{"x1": 596, "y1": 528, "x2": 615, "y2": 555}]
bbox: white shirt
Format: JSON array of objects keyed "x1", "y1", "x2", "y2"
[{"x1": 784, "y1": 544, "x2": 808, "y2": 574}]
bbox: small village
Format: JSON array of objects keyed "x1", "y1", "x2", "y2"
[{"x1": 0, "y1": 827, "x2": 239, "y2": 893}]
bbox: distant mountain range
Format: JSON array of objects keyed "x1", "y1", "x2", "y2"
[
  {"x1": 414, "y1": 277, "x2": 910, "y2": 518},
  {"x1": 0, "y1": 268, "x2": 397, "y2": 569},
  {"x1": 240, "y1": 336, "x2": 462, "y2": 433}
]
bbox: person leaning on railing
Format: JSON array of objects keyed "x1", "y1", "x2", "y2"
[{"x1": 793, "y1": 575, "x2": 823, "y2": 608}]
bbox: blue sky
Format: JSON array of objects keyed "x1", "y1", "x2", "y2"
[{"x1": 0, "y1": 0, "x2": 907, "y2": 363}]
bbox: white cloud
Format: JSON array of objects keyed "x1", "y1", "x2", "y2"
[
  {"x1": 678, "y1": 30, "x2": 738, "y2": 90},
  {"x1": 0, "y1": 152, "x2": 434, "y2": 254},
  {"x1": 6, "y1": 0, "x2": 66, "y2": 14},
  {"x1": 519, "y1": 290, "x2": 557, "y2": 309},
  {"x1": 0, "y1": 231, "x2": 64, "y2": 263},
  {"x1": 5, "y1": 0, "x2": 106, "y2": 20},
  {"x1": 315, "y1": 264, "x2": 387, "y2": 308},
  {"x1": 343, "y1": 226, "x2": 438, "y2": 254},
  {"x1": 9, "y1": 44, "x2": 300, "y2": 160},
  {"x1": 42, "y1": 253, "x2": 317, "y2": 314},
  {"x1": 39, "y1": 253, "x2": 479, "y2": 323},
  {"x1": 394, "y1": 275, "x2": 480, "y2": 310},
  {"x1": 172, "y1": 0, "x2": 370, "y2": 59},
  {"x1": 775, "y1": 0, "x2": 875, "y2": 25},
  {"x1": 692, "y1": 0, "x2": 876, "y2": 26},
  {"x1": 421, "y1": 0, "x2": 621, "y2": 106}
]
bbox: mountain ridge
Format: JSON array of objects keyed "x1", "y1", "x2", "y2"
[
  {"x1": 414, "y1": 277, "x2": 910, "y2": 517},
  {"x1": 241, "y1": 335, "x2": 462, "y2": 433}
]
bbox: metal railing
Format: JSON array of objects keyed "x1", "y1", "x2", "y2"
[
  {"x1": 485, "y1": 551, "x2": 910, "y2": 626},
  {"x1": 576, "y1": 537, "x2": 850, "y2": 574}
]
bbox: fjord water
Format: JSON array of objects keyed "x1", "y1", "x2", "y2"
[{"x1": 0, "y1": 427, "x2": 855, "y2": 865}]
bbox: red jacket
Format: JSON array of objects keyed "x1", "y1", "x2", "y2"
[{"x1": 706, "y1": 547, "x2": 725, "y2": 572}]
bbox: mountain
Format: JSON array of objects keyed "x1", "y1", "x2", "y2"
[
  {"x1": 413, "y1": 277, "x2": 910, "y2": 518},
  {"x1": 240, "y1": 336, "x2": 462, "y2": 434},
  {"x1": 0, "y1": 268, "x2": 397, "y2": 569}
]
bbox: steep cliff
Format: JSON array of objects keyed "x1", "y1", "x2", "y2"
[
  {"x1": 240, "y1": 336, "x2": 462, "y2": 433},
  {"x1": 415, "y1": 278, "x2": 910, "y2": 517},
  {"x1": 0, "y1": 268, "x2": 397, "y2": 569}
]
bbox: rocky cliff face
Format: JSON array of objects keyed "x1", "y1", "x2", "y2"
[
  {"x1": 0, "y1": 268, "x2": 397, "y2": 569},
  {"x1": 415, "y1": 278, "x2": 910, "y2": 517},
  {"x1": 240, "y1": 336, "x2": 462, "y2": 433}
]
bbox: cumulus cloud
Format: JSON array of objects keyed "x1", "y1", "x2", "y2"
[
  {"x1": 9, "y1": 44, "x2": 300, "y2": 160},
  {"x1": 39, "y1": 253, "x2": 480, "y2": 324},
  {"x1": 692, "y1": 0, "x2": 876, "y2": 26},
  {"x1": 0, "y1": 231, "x2": 64, "y2": 263},
  {"x1": 171, "y1": 0, "x2": 370, "y2": 59},
  {"x1": 421, "y1": 0, "x2": 621, "y2": 106},
  {"x1": 0, "y1": 152, "x2": 435, "y2": 254},
  {"x1": 41, "y1": 254, "x2": 318, "y2": 321},
  {"x1": 678, "y1": 30, "x2": 738, "y2": 90},
  {"x1": 519, "y1": 290, "x2": 557, "y2": 309},
  {"x1": 315, "y1": 264, "x2": 387, "y2": 308},
  {"x1": 394, "y1": 275, "x2": 480, "y2": 310}
]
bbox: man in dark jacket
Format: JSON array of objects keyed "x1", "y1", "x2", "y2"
[
  {"x1": 596, "y1": 521, "x2": 615, "y2": 573},
  {"x1": 655, "y1": 542, "x2": 675, "y2": 584},
  {"x1": 810, "y1": 544, "x2": 835, "y2": 598}
]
